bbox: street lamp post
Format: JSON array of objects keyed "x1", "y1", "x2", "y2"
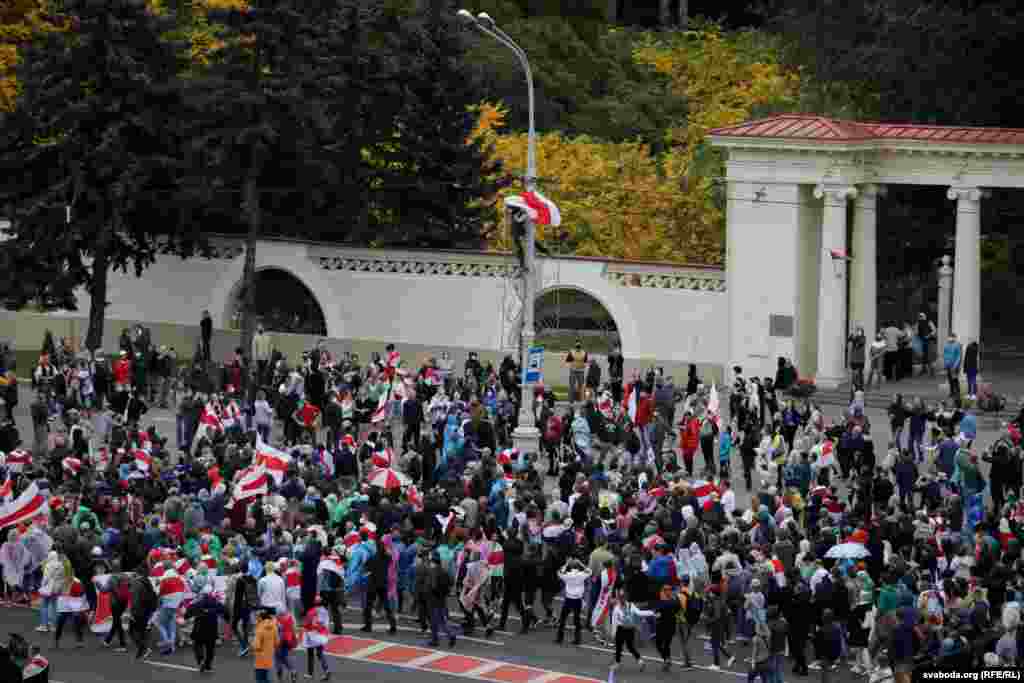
[{"x1": 458, "y1": 9, "x2": 541, "y2": 456}]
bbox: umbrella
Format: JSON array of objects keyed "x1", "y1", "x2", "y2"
[
  {"x1": 825, "y1": 542, "x2": 870, "y2": 560},
  {"x1": 368, "y1": 467, "x2": 410, "y2": 490}
]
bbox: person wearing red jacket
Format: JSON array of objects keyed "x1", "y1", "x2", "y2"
[{"x1": 678, "y1": 412, "x2": 701, "y2": 477}]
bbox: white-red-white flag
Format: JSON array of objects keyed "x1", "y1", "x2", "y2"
[
  {"x1": 254, "y1": 437, "x2": 291, "y2": 485},
  {"x1": 233, "y1": 466, "x2": 269, "y2": 502}
]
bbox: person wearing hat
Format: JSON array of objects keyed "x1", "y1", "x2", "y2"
[{"x1": 566, "y1": 340, "x2": 588, "y2": 403}]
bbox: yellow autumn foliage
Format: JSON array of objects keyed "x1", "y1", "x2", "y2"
[
  {"x1": 473, "y1": 25, "x2": 800, "y2": 266},
  {"x1": 0, "y1": 0, "x2": 65, "y2": 111}
]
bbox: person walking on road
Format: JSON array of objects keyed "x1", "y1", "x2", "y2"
[
  {"x1": 252, "y1": 608, "x2": 279, "y2": 683},
  {"x1": 554, "y1": 558, "x2": 590, "y2": 645},
  {"x1": 200, "y1": 310, "x2": 213, "y2": 363},
  {"x1": 185, "y1": 584, "x2": 227, "y2": 673},
  {"x1": 427, "y1": 551, "x2": 457, "y2": 648}
]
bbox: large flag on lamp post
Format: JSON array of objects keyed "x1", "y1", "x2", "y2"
[{"x1": 504, "y1": 190, "x2": 561, "y2": 226}]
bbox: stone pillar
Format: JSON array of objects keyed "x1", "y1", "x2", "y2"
[
  {"x1": 814, "y1": 184, "x2": 858, "y2": 389},
  {"x1": 849, "y1": 184, "x2": 883, "y2": 365},
  {"x1": 936, "y1": 255, "x2": 953, "y2": 371},
  {"x1": 948, "y1": 187, "x2": 987, "y2": 346}
]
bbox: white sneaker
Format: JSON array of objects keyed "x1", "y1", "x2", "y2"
[
  {"x1": 726, "y1": 656, "x2": 736, "y2": 667},
  {"x1": 637, "y1": 658, "x2": 645, "y2": 670},
  {"x1": 707, "y1": 665, "x2": 721, "y2": 671},
  {"x1": 35, "y1": 626, "x2": 48, "y2": 633}
]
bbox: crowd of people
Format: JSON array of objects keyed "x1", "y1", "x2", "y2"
[{"x1": 0, "y1": 327, "x2": 1023, "y2": 683}]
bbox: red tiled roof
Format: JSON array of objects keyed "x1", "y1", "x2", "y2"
[{"x1": 709, "y1": 115, "x2": 1024, "y2": 145}]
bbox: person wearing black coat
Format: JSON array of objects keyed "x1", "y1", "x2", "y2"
[
  {"x1": 783, "y1": 575, "x2": 812, "y2": 675},
  {"x1": 299, "y1": 538, "x2": 323, "y2": 613},
  {"x1": 185, "y1": 589, "x2": 227, "y2": 672},
  {"x1": 362, "y1": 543, "x2": 397, "y2": 633}
]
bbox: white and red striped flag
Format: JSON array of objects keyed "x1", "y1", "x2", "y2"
[
  {"x1": 623, "y1": 382, "x2": 638, "y2": 424},
  {"x1": 707, "y1": 384, "x2": 721, "y2": 429},
  {"x1": 134, "y1": 449, "x2": 152, "y2": 473},
  {"x1": 200, "y1": 403, "x2": 223, "y2": 431},
  {"x1": 234, "y1": 466, "x2": 269, "y2": 502},
  {"x1": 318, "y1": 554, "x2": 345, "y2": 578},
  {"x1": 5, "y1": 449, "x2": 31, "y2": 473},
  {"x1": 62, "y1": 457, "x2": 83, "y2": 476},
  {"x1": 590, "y1": 565, "x2": 617, "y2": 629},
  {"x1": 0, "y1": 476, "x2": 12, "y2": 504},
  {"x1": 504, "y1": 190, "x2": 562, "y2": 227},
  {"x1": 370, "y1": 387, "x2": 390, "y2": 424},
  {"x1": 254, "y1": 438, "x2": 291, "y2": 485},
  {"x1": 691, "y1": 480, "x2": 720, "y2": 508}
]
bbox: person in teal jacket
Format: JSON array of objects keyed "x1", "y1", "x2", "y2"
[{"x1": 718, "y1": 426, "x2": 733, "y2": 475}]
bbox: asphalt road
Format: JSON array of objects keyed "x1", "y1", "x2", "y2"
[{"x1": 0, "y1": 597, "x2": 875, "y2": 683}]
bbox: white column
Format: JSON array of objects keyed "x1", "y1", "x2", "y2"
[
  {"x1": 936, "y1": 255, "x2": 953, "y2": 370},
  {"x1": 849, "y1": 184, "x2": 883, "y2": 365},
  {"x1": 947, "y1": 187, "x2": 987, "y2": 346},
  {"x1": 814, "y1": 184, "x2": 858, "y2": 389}
]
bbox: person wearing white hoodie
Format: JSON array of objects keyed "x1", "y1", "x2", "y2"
[
  {"x1": 555, "y1": 559, "x2": 591, "y2": 645},
  {"x1": 610, "y1": 589, "x2": 655, "y2": 670}
]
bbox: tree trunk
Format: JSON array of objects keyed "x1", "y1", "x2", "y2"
[
  {"x1": 678, "y1": 0, "x2": 688, "y2": 29},
  {"x1": 239, "y1": 176, "x2": 260, "y2": 365},
  {"x1": 659, "y1": 0, "x2": 671, "y2": 27},
  {"x1": 606, "y1": 0, "x2": 617, "y2": 23},
  {"x1": 85, "y1": 218, "x2": 112, "y2": 353}
]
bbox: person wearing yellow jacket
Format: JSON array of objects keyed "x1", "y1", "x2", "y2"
[{"x1": 252, "y1": 608, "x2": 280, "y2": 683}]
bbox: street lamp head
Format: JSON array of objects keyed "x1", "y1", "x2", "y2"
[
  {"x1": 456, "y1": 9, "x2": 476, "y2": 25},
  {"x1": 476, "y1": 12, "x2": 496, "y2": 28}
]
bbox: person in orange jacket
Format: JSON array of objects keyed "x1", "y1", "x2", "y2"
[{"x1": 252, "y1": 608, "x2": 280, "y2": 683}]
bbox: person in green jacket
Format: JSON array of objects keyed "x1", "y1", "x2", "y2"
[
  {"x1": 71, "y1": 505, "x2": 100, "y2": 532},
  {"x1": 876, "y1": 575, "x2": 900, "y2": 616}
]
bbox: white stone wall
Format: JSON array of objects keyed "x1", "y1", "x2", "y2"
[{"x1": 21, "y1": 238, "x2": 730, "y2": 377}]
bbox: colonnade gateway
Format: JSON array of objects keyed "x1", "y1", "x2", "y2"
[{"x1": 709, "y1": 114, "x2": 1024, "y2": 388}]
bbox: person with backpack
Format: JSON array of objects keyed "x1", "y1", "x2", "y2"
[
  {"x1": 130, "y1": 571, "x2": 157, "y2": 659},
  {"x1": 676, "y1": 575, "x2": 701, "y2": 669}
]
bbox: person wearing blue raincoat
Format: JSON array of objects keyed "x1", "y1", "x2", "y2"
[
  {"x1": 345, "y1": 531, "x2": 377, "y2": 598},
  {"x1": 571, "y1": 413, "x2": 591, "y2": 459},
  {"x1": 437, "y1": 415, "x2": 463, "y2": 479}
]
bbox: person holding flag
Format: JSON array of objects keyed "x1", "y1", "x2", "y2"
[{"x1": 591, "y1": 557, "x2": 617, "y2": 646}]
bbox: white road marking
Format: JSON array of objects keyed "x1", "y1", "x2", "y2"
[{"x1": 147, "y1": 661, "x2": 200, "y2": 672}]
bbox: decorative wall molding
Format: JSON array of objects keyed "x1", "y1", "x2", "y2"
[
  {"x1": 317, "y1": 254, "x2": 522, "y2": 279},
  {"x1": 207, "y1": 244, "x2": 244, "y2": 260},
  {"x1": 605, "y1": 269, "x2": 727, "y2": 292}
]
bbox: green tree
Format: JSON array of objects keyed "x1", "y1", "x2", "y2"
[
  {"x1": 0, "y1": 0, "x2": 199, "y2": 350},
  {"x1": 366, "y1": 0, "x2": 502, "y2": 248}
]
